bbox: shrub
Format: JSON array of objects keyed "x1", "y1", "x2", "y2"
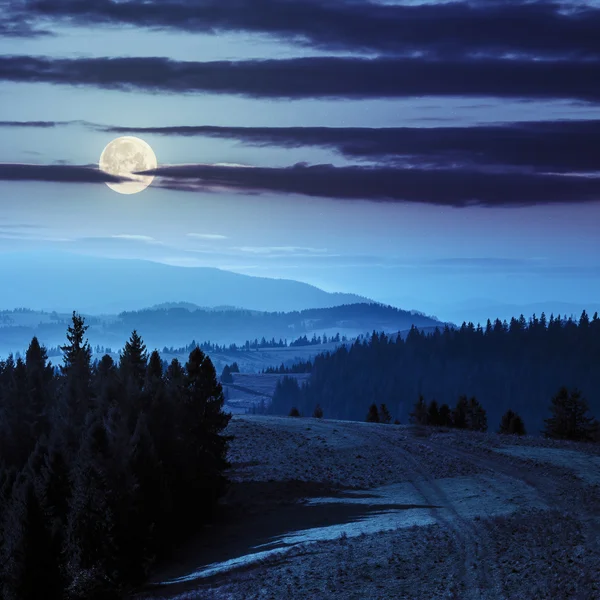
[
  {"x1": 289, "y1": 407, "x2": 301, "y2": 417},
  {"x1": 312, "y1": 405, "x2": 324, "y2": 419}
]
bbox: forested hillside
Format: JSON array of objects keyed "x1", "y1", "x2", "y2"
[
  {"x1": 270, "y1": 312, "x2": 600, "y2": 434},
  {"x1": 0, "y1": 314, "x2": 231, "y2": 600},
  {"x1": 0, "y1": 303, "x2": 444, "y2": 357}
]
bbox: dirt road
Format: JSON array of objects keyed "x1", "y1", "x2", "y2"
[{"x1": 138, "y1": 415, "x2": 600, "y2": 600}]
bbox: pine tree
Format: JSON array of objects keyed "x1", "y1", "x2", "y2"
[
  {"x1": 379, "y1": 403, "x2": 392, "y2": 424},
  {"x1": 409, "y1": 395, "x2": 428, "y2": 425},
  {"x1": 59, "y1": 313, "x2": 93, "y2": 433},
  {"x1": 65, "y1": 416, "x2": 118, "y2": 599},
  {"x1": 2, "y1": 478, "x2": 63, "y2": 600},
  {"x1": 366, "y1": 403, "x2": 380, "y2": 423},
  {"x1": 220, "y1": 365, "x2": 233, "y2": 384},
  {"x1": 178, "y1": 348, "x2": 232, "y2": 526},
  {"x1": 466, "y1": 396, "x2": 487, "y2": 432},
  {"x1": 499, "y1": 409, "x2": 526, "y2": 435},
  {"x1": 312, "y1": 404, "x2": 324, "y2": 419},
  {"x1": 438, "y1": 404, "x2": 452, "y2": 427},
  {"x1": 289, "y1": 407, "x2": 300, "y2": 417},
  {"x1": 427, "y1": 400, "x2": 441, "y2": 426},
  {"x1": 119, "y1": 330, "x2": 148, "y2": 392},
  {"x1": 452, "y1": 395, "x2": 469, "y2": 429},
  {"x1": 543, "y1": 387, "x2": 599, "y2": 442},
  {"x1": 24, "y1": 337, "x2": 54, "y2": 442}
]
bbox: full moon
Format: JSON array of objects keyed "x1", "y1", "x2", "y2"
[{"x1": 99, "y1": 136, "x2": 157, "y2": 195}]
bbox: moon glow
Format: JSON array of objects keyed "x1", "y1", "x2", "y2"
[{"x1": 99, "y1": 136, "x2": 157, "y2": 195}]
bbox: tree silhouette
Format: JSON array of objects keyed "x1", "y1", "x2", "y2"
[
  {"x1": 499, "y1": 409, "x2": 526, "y2": 436},
  {"x1": 220, "y1": 365, "x2": 233, "y2": 384},
  {"x1": 427, "y1": 400, "x2": 441, "y2": 426},
  {"x1": 366, "y1": 403, "x2": 380, "y2": 423},
  {"x1": 409, "y1": 395, "x2": 428, "y2": 425},
  {"x1": 289, "y1": 407, "x2": 300, "y2": 417},
  {"x1": 452, "y1": 395, "x2": 469, "y2": 429},
  {"x1": 313, "y1": 404, "x2": 324, "y2": 418},
  {"x1": 379, "y1": 403, "x2": 392, "y2": 424},
  {"x1": 119, "y1": 330, "x2": 148, "y2": 392},
  {"x1": 543, "y1": 387, "x2": 599, "y2": 442},
  {"x1": 466, "y1": 396, "x2": 487, "y2": 432}
]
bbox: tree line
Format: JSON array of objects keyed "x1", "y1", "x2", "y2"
[
  {"x1": 0, "y1": 313, "x2": 232, "y2": 599},
  {"x1": 268, "y1": 311, "x2": 600, "y2": 435}
]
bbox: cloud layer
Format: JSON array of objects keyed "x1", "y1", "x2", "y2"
[
  {"x1": 1, "y1": 55, "x2": 599, "y2": 101},
  {"x1": 97, "y1": 120, "x2": 600, "y2": 173},
  {"x1": 145, "y1": 163, "x2": 600, "y2": 207},
  {"x1": 0, "y1": 163, "x2": 128, "y2": 183},
  {"x1": 17, "y1": 0, "x2": 600, "y2": 60}
]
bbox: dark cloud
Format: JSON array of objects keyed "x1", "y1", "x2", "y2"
[
  {"x1": 21, "y1": 0, "x2": 600, "y2": 59},
  {"x1": 142, "y1": 163, "x2": 600, "y2": 207},
  {"x1": 102, "y1": 120, "x2": 600, "y2": 173},
  {"x1": 0, "y1": 120, "x2": 63, "y2": 128},
  {"x1": 0, "y1": 0, "x2": 51, "y2": 37},
  {"x1": 1, "y1": 55, "x2": 600, "y2": 101},
  {"x1": 1, "y1": 160, "x2": 599, "y2": 206},
  {"x1": 0, "y1": 164, "x2": 129, "y2": 184}
]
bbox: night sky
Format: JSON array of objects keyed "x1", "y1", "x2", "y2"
[{"x1": 1, "y1": 0, "x2": 599, "y2": 320}]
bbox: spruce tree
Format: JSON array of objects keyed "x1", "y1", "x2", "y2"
[
  {"x1": 466, "y1": 397, "x2": 487, "y2": 432},
  {"x1": 452, "y1": 395, "x2": 469, "y2": 429},
  {"x1": 409, "y1": 395, "x2": 428, "y2": 425},
  {"x1": 179, "y1": 348, "x2": 232, "y2": 525},
  {"x1": 221, "y1": 365, "x2": 233, "y2": 384},
  {"x1": 499, "y1": 409, "x2": 526, "y2": 436},
  {"x1": 24, "y1": 337, "x2": 54, "y2": 442},
  {"x1": 313, "y1": 404, "x2": 324, "y2": 419},
  {"x1": 438, "y1": 403, "x2": 452, "y2": 427},
  {"x1": 428, "y1": 400, "x2": 441, "y2": 426},
  {"x1": 2, "y1": 478, "x2": 63, "y2": 600},
  {"x1": 379, "y1": 403, "x2": 392, "y2": 424},
  {"x1": 289, "y1": 407, "x2": 300, "y2": 417},
  {"x1": 366, "y1": 403, "x2": 380, "y2": 423},
  {"x1": 119, "y1": 330, "x2": 148, "y2": 392},
  {"x1": 59, "y1": 312, "x2": 93, "y2": 433},
  {"x1": 543, "y1": 387, "x2": 599, "y2": 442}
]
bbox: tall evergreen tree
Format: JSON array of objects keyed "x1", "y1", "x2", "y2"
[
  {"x1": 427, "y1": 400, "x2": 441, "y2": 426},
  {"x1": 366, "y1": 403, "x2": 380, "y2": 423},
  {"x1": 2, "y1": 478, "x2": 63, "y2": 600},
  {"x1": 452, "y1": 395, "x2": 469, "y2": 429},
  {"x1": 119, "y1": 330, "x2": 148, "y2": 393},
  {"x1": 409, "y1": 395, "x2": 428, "y2": 425},
  {"x1": 543, "y1": 387, "x2": 599, "y2": 442},
  {"x1": 499, "y1": 409, "x2": 526, "y2": 436},
  {"x1": 59, "y1": 313, "x2": 93, "y2": 434},
  {"x1": 438, "y1": 403, "x2": 453, "y2": 427},
  {"x1": 466, "y1": 396, "x2": 488, "y2": 432},
  {"x1": 379, "y1": 403, "x2": 392, "y2": 424}
]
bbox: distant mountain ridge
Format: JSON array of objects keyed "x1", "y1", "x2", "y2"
[
  {"x1": 0, "y1": 252, "x2": 371, "y2": 313},
  {"x1": 0, "y1": 303, "x2": 446, "y2": 357}
]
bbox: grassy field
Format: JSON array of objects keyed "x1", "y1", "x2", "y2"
[{"x1": 138, "y1": 416, "x2": 600, "y2": 600}]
